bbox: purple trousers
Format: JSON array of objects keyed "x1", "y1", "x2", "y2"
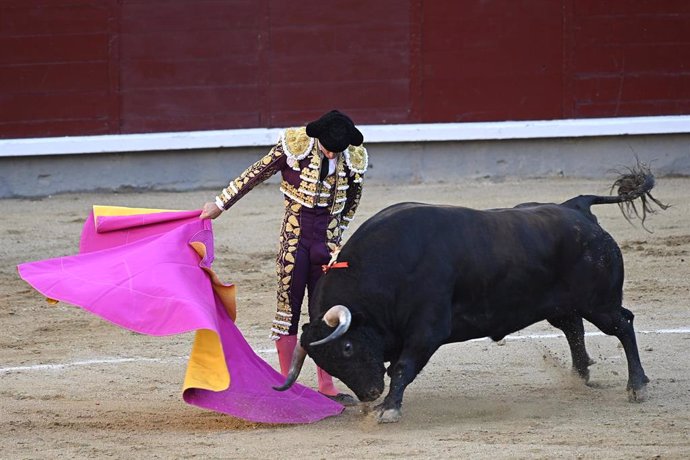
[{"x1": 286, "y1": 207, "x2": 332, "y2": 335}]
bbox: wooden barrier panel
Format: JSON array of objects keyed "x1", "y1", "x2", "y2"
[{"x1": 1, "y1": 0, "x2": 688, "y2": 139}]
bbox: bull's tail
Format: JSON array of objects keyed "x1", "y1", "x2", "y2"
[{"x1": 562, "y1": 161, "x2": 669, "y2": 231}]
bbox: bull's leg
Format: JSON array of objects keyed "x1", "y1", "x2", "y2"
[
  {"x1": 547, "y1": 315, "x2": 594, "y2": 381},
  {"x1": 374, "y1": 344, "x2": 439, "y2": 423},
  {"x1": 385, "y1": 350, "x2": 401, "y2": 377},
  {"x1": 586, "y1": 307, "x2": 649, "y2": 401}
]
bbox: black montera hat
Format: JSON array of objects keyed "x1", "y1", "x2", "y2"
[{"x1": 306, "y1": 110, "x2": 364, "y2": 153}]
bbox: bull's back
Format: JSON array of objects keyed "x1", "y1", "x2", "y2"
[
  {"x1": 345, "y1": 202, "x2": 600, "y2": 270},
  {"x1": 340, "y1": 202, "x2": 621, "y2": 338}
]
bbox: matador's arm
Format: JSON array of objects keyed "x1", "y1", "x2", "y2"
[
  {"x1": 339, "y1": 175, "x2": 363, "y2": 234},
  {"x1": 338, "y1": 144, "x2": 368, "y2": 235},
  {"x1": 215, "y1": 144, "x2": 286, "y2": 211}
]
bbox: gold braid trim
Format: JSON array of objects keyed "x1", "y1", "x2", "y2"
[
  {"x1": 344, "y1": 145, "x2": 368, "y2": 174},
  {"x1": 337, "y1": 158, "x2": 365, "y2": 237},
  {"x1": 271, "y1": 200, "x2": 302, "y2": 340},
  {"x1": 281, "y1": 127, "x2": 314, "y2": 161},
  {"x1": 326, "y1": 216, "x2": 342, "y2": 251},
  {"x1": 216, "y1": 145, "x2": 283, "y2": 209},
  {"x1": 279, "y1": 158, "x2": 340, "y2": 208}
]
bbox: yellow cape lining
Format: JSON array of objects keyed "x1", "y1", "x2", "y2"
[{"x1": 92, "y1": 205, "x2": 235, "y2": 392}]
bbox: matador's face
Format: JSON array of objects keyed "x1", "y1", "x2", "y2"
[{"x1": 318, "y1": 141, "x2": 339, "y2": 160}]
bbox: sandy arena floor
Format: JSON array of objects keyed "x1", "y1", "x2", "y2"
[{"x1": 2, "y1": 176, "x2": 689, "y2": 459}]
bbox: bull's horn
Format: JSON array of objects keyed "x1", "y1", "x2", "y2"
[
  {"x1": 310, "y1": 305, "x2": 352, "y2": 346},
  {"x1": 272, "y1": 342, "x2": 307, "y2": 391}
]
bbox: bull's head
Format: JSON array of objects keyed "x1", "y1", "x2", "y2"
[{"x1": 273, "y1": 305, "x2": 386, "y2": 402}]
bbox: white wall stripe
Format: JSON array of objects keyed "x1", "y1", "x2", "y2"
[
  {"x1": 1, "y1": 327, "x2": 688, "y2": 375},
  {"x1": 1, "y1": 115, "x2": 689, "y2": 158}
]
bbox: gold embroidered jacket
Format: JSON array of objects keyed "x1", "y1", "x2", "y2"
[{"x1": 215, "y1": 127, "x2": 368, "y2": 251}]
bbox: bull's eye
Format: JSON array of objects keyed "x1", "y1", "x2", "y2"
[{"x1": 342, "y1": 340, "x2": 354, "y2": 358}]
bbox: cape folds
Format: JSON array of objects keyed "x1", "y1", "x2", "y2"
[{"x1": 17, "y1": 205, "x2": 343, "y2": 424}]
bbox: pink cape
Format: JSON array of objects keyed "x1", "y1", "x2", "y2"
[{"x1": 17, "y1": 206, "x2": 343, "y2": 424}]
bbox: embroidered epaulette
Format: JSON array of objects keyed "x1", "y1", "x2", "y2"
[
  {"x1": 281, "y1": 127, "x2": 314, "y2": 161},
  {"x1": 344, "y1": 145, "x2": 368, "y2": 174}
]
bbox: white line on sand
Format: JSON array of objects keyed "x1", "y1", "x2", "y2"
[{"x1": 2, "y1": 328, "x2": 688, "y2": 375}]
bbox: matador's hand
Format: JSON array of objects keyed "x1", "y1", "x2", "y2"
[{"x1": 200, "y1": 202, "x2": 223, "y2": 220}]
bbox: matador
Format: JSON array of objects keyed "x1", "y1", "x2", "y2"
[{"x1": 200, "y1": 110, "x2": 368, "y2": 405}]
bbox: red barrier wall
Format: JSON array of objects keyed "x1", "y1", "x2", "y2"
[{"x1": 1, "y1": 0, "x2": 689, "y2": 139}]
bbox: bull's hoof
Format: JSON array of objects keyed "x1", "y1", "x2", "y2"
[
  {"x1": 372, "y1": 402, "x2": 402, "y2": 423},
  {"x1": 627, "y1": 385, "x2": 648, "y2": 403},
  {"x1": 573, "y1": 367, "x2": 590, "y2": 383},
  {"x1": 376, "y1": 408, "x2": 402, "y2": 423}
]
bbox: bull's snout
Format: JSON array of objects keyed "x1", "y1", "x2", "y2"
[{"x1": 358, "y1": 387, "x2": 383, "y2": 402}]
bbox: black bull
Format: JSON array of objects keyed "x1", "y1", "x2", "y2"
[{"x1": 275, "y1": 166, "x2": 666, "y2": 423}]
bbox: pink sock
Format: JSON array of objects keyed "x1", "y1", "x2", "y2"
[
  {"x1": 274, "y1": 335, "x2": 297, "y2": 377},
  {"x1": 317, "y1": 367, "x2": 339, "y2": 396}
]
